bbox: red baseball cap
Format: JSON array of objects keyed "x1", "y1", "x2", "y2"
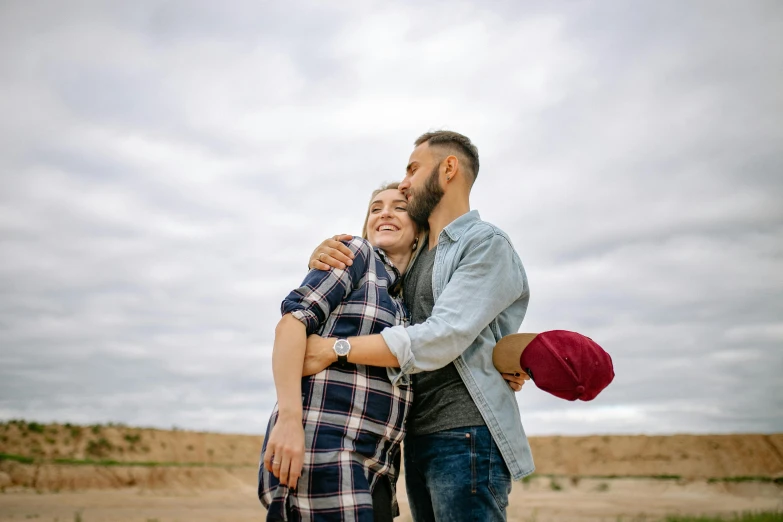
[{"x1": 493, "y1": 330, "x2": 614, "y2": 401}]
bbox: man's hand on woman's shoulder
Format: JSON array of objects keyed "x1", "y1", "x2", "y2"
[{"x1": 309, "y1": 234, "x2": 355, "y2": 271}]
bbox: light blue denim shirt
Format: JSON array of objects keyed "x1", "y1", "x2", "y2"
[{"x1": 381, "y1": 210, "x2": 535, "y2": 480}]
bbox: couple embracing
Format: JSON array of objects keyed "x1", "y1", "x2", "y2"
[{"x1": 259, "y1": 130, "x2": 534, "y2": 522}]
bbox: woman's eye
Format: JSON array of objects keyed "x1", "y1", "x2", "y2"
[{"x1": 396, "y1": 207, "x2": 407, "y2": 212}]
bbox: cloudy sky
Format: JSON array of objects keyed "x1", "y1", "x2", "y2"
[{"x1": 1, "y1": 1, "x2": 781, "y2": 437}]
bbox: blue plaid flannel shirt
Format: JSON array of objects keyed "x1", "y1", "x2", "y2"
[{"x1": 259, "y1": 237, "x2": 412, "y2": 521}]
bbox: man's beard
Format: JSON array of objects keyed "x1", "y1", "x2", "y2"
[{"x1": 407, "y1": 164, "x2": 444, "y2": 228}]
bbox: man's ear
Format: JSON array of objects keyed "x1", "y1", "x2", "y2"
[{"x1": 444, "y1": 155, "x2": 459, "y2": 181}]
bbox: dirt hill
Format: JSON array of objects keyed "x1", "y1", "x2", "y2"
[
  {"x1": 0, "y1": 420, "x2": 261, "y2": 465},
  {"x1": 1, "y1": 420, "x2": 781, "y2": 492},
  {"x1": 528, "y1": 433, "x2": 783, "y2": 478}
]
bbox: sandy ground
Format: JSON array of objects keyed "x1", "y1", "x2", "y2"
[{"x1": 1, "y1": 476, "x2": 781, "y2": 522}]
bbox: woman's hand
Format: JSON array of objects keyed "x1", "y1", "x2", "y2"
[
  {"x1": 502, "y1": 371, "x2": 530, "y2": 392},
  {"x1": 303, "y1": 335, "x2": 337, "y2": 376},
  {"x1": 308, "y1": 234, "x2": 355, "y2": 270},
  {"x1": 263, "y1": 411, "x2": 305, "y2": 489}
]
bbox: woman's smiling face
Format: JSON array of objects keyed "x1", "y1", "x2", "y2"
[{"x1": 365, "y1": 189, "x2": 417, "y2": 254}]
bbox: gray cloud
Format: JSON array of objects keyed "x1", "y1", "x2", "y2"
[{"x1": 1, "y1": 0, "x2": 781, "y2": 436}]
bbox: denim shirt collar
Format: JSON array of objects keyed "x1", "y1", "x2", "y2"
[{"x1": 442, "y1": 209, "x2": 481, "y2": 242}]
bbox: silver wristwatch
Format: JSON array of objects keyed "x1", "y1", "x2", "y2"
[{"x1": 333, "y1": 338, "x2": 351, "y2": 365}]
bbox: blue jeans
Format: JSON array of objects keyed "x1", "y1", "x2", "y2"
[{"x1": 404, "y1": 426, "x2": 512, "y2": 522}]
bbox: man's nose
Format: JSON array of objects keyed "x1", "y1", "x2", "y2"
[{"x1": 399, "y1": 178, "x2": 410, "y2": 191}]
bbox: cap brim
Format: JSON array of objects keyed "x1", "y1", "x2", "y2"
[{"x1": 492, "y1": 333, "x2": 539, "y2": 374}]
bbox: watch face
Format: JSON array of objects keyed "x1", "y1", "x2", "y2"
[{"x1": 334, "y1": 339, "x2": 351, "y2": 356}]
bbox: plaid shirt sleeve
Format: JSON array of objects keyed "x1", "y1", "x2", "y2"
[{"x1": 281, "y1": 237, "x2": 372, "y2": 335}]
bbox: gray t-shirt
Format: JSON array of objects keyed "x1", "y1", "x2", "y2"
[{"x1": 403, "y1": 242, "x2": 485, "y2": 436}]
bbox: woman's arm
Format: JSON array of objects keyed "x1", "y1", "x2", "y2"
[
  {"x1": 262, "y1": 313, "x2": 307, "y2": 489},
  {"x1": 264, "y1": 238, "x2": 372, "y2": 487}
]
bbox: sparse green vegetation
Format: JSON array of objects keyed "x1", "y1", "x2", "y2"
[
  {"x1": 596, "y1": 481, "x2": 610, "y2": 492},
  {"x1": 517, "y1": 473, "x2": 685, "y2": 484},
  {"x1": 549, "y1": 478, "x2": 562, "y2": 491},
  {"x1": 27, "y1": 422, "x2": 45, "y2": 434},
  {"x1": 124, "y1": 433, "x2": 142, "y2": 445},
  {"x1": 662, "y1": 512, "x2": 783, "y2": 522},
  {"x1": 47, "y1": 456, "x2": 243, "y2": 468},
  {"x1": 600, "y1": 474, "x2": 682, "y2": 480},
  {"x1": 708, "y1": 476, "x2": 783, "y2": 485},
  {"x1": 607, "y1": 513, "x2": 783, "y2": 522},
  {"x1": 90, "y1": 424, "x2": 102, "y2": 435},
  {"x1": 0, "y1": 452, "x2": 35, "y2": 464},
  {"x1": 86, "y1": 437, "x2": 113, "y2": 457}
]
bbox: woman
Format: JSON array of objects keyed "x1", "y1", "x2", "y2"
[{"x1": 258, "y1": 182, "x2": 420, "y2": 521}]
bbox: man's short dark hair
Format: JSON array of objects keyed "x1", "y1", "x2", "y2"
[{"x1": 414, "y1": 130, "x2": 480, "y2": 182}]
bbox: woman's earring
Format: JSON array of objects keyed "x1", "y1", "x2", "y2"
[{"x1": 412, "y1": 237, "x2": 419, "y2": 251}]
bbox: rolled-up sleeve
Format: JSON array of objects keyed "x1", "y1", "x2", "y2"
[
  {"x1": 281, "y1": 238, "x2": 370, "y2": 335},
  {"x1": 383, "y1": 232, "x2": 527, "y2": 383}
]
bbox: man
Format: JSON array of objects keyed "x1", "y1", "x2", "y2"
[{"x1": 305, "y1": 131, "x2": 533, "y2": 521}]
